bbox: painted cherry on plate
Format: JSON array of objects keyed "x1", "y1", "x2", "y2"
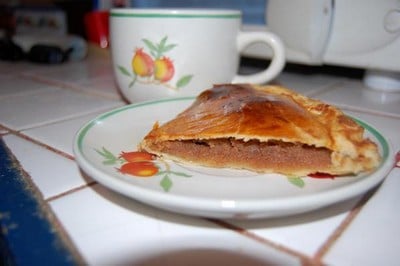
[
  {"x1": 118, "y1": 161, "x2": 158, "y2": 177},
  {"x1": 117, "y1": 151, "x2": 158, "y2": 177},
  {"x1": 119, "y1": 151, "x2": 155, "y2": 162}
]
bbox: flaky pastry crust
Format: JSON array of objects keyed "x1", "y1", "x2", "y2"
[{"x1": 140, "y1": 84, "x2": 380, "y2": 176}]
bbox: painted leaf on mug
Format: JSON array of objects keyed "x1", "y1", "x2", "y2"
[
  {"x1": 117, "y1": 36, "x2": 193, "y2": 91},
  {"x1": 143, "y1": 36, "x2": 177, "y2": 59},
  {"x1": 176, "y1": 75, "x2": 193, "y2": 88}
]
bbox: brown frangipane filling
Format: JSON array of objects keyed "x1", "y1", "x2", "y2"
[{"x1": 148, "y1": 138, "x2": 332, "y2": 172}]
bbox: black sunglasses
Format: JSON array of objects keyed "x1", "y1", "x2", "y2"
[{"x1": 0, "y1": 38, "x2": 72, "y2": 64}]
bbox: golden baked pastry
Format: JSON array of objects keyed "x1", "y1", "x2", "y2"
[{"x1": 139, "y1": 84, "x2": 380, "y2": 176}]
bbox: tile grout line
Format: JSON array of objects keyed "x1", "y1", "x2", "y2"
[
  {"x1": 206, "y1": 218, "x2": 320, "y2": 266},
  {"x1": 314, "y1": 154, "x2": 399, "y2": 260},
  {"x1": 46, "y1": 181, "x2": 98, "y2": 202},
  {"x1": 1, "y1": 128, "x2": 102, "y2": 202},
  {"x1": 307, "y1": 79, "x2": 399, "y2": 261},
  {"x1": 2, "y1": 127, "x2": 75, "y2": 161},
  {"x1": 306, "y1": 79, "x2": 400, "y2": 119},
  {"x1": 313, "y1": 185, "x2": 380, "y2": 261},
  {"x1": 17, "y1": 72, "x2": 400, "y2": 119},
  {"x1": 304, "y1": 79, "x2": 347, "y2": 97},
  {"x1": 333, "y1": 104, "x2": 400, "y2": 120},
  {"x1": 5, "y1": 105, "x2": 121, "y2": 132},
  {"x1": 20, "y1": 72, "x2": 127, "y2": 101}
]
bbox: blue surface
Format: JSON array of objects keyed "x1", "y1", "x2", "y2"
[
  {"x1": 0, "y1": 138, "x2": 76, "y2": 265},
  {"x1": 130, "y1": 0, "x2": 267, "y2": 25}
]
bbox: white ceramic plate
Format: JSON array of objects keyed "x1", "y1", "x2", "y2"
[{"x1": 73, "y1": 97, "x2": 394, "y2": 219}]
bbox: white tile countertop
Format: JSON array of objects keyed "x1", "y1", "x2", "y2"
[{"x1": 1, "y1": 46, "x2": 399, "y2": 265}]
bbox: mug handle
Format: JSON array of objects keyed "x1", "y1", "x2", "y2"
[{"x1": 232, "y1": 31, "x2": 285, "y2": 84}]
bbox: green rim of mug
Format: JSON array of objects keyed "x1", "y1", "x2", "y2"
[{"x1": 110, "y1": 11, "x2": 241, "y2": 19}]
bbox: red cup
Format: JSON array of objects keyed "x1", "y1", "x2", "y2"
[{"x1": 84, "y1": 10, "x2": 109, "y2": 48}]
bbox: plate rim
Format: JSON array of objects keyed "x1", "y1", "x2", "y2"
[{"x1": 73, "y1": 97, "x2": 394, "y2": 218}]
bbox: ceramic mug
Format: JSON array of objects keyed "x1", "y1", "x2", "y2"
[{"x1": 110, "y1": 8, "x2": 285, "y2": 103}]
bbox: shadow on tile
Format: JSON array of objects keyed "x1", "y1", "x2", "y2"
[
  {"x1": 229, "y1": 184, "x2": 382, "y2": 230},
  {"x1": 89, "y1": 180, "x2": 219, "y2": 228},
  {"x1": 86, "y1": 166, "x2": 380, "y2": 230},
  {"x1": 122, "y1": 248, "x2": 281, "y2": 266}
]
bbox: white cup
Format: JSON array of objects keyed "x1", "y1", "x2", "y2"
[{"x1": 110, "y1": 8, "x2": 285, "y2": 103}]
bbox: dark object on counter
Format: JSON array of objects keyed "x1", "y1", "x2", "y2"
[
  {"x1": 0, "y1": 38, "x2": 24, "y2": 61},
  {"x1": 28, "y1": 45, "x2": 72, "y2": 64},
  {"x1": 0, "y1": 37, "x2": 72, "y2": 64},
  {"x1": 0, "y1": 4, "x2": 16, "y2": 37}
]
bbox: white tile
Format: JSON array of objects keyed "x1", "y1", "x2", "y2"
[
  {"x1": 50, "y1": 185, "x2": 300, "y2": 265},
  {"x1": 75, "y1": 74, "x2": 123, "y2": 100},
  {"x1": 25, "y1": 58, "x2": 113, "y2": 84},
  {"x1": 315, "y1": 79, "x2": 400, "y2": 118},
  {"x1": 3, "y1": 134, "x2": 90, "y2": 199},
  {"x1": 22, "y1": 110, "x2": 115, "y2": 156},
  {"x1": 230, "y1": 197, "x2": 360, "y2": 256},
  {"x1": 276, "y1": 72, "x2": 345, "y2": 95},
  {"x1": 324, "y1": 168, "x2": 400, "y2": 266},
  {"x1": 21, "y1": 57, "x2": 123, "y2": 100},
  {"x1": 0, "y1": 76, "x2": 58, "y2": 98},
  {"x1": 0, "y1": 61, "x2": 47, "y2": 75},
  {"x1": 0, "y1": 87, "x2": 124, "y2": 130}
]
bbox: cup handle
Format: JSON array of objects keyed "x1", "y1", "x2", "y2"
[{"x1": 232, "y1": 31, "x2": 285, "y2": 84}]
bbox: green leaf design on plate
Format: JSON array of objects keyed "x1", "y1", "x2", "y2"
[
  {"x1": 176, "y1": 75, "x2": 193, "y2": 88},
  {"x1": 95, "y1": 147, "x2": 124, "y2": 165},
  {"x1": 157, "y1": 170, "x2": 191, "y2": 178},
  {"x1": 160, "y1": 174, "x2": 173, "y2": 192},
  {"x1": 170, "y1": 171, "x2": 191, "y2": 177},
  {"x1": 287, "y1": 176, "x2": 305, "y2": 188}
]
